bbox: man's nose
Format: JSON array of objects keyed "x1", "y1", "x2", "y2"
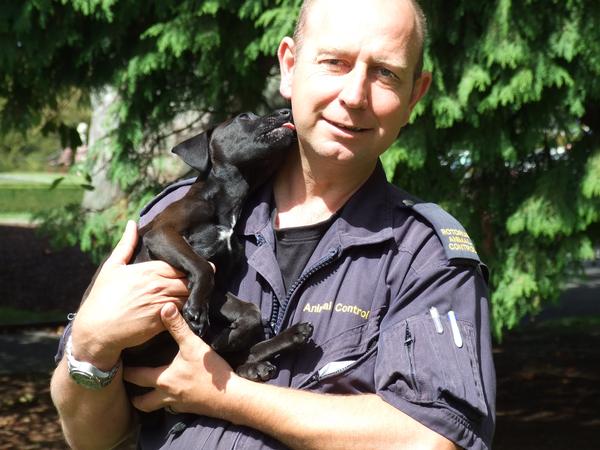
[{"x1": 338, "y1": 67, "x2": 369, "y2": 110}]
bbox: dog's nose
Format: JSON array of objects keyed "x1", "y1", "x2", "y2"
[{"x1": 275, "y1": 109, "x2": 292, "y2": 121}]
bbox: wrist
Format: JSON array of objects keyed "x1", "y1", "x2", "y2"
[
  {"x1": 218, "y1": 375, "x2": 267, "y2": 426},
  {"x1": 70, "y1": 323, "x2": 122, "y2": 370}
]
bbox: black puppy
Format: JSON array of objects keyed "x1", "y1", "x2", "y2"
[{"x1": 87, "y1": 109, "x2": 313, "y2": 385}]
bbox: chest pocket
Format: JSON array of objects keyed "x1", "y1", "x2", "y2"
[
  {"x1": 295, "y1": 308, "x2": 384, "y2": 390},
  {"x1": 379, "y1": 315, "x2": 488, "y2": 419}
]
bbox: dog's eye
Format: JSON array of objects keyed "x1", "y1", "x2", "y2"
[{"x1": 237, "y1": 112, "x2": 258, "y2": 121}]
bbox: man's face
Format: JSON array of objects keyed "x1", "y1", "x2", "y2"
[{"x1": 278, "y1": 0, "x2": 430, "y2": 169}]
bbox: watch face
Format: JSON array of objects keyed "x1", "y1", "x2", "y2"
[{"x1": 70, "y1": 370, "x2": 104, "y2": 390}]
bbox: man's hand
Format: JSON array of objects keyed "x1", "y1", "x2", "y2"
[
  {"x1": 124, "y1": 303, "x2": 239, "y2": 419},
  {"x1": 71, "y1": 221, "x2": 190, "y2": 368}
]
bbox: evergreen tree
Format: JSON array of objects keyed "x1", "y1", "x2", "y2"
[{"x1": 1, "y1": 0, "x2": 598, "y2": 336}]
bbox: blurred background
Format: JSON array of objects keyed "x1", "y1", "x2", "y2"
[{"x1": 0, "y1": 1, "x2": 598, "y2": 448}]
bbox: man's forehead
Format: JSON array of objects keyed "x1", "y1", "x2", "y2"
[
  {"x1": 302, "y1": 1, "x2": 417, "y2": 66},
  {"x1": 305, "y1": 0, "x2": 417, "y2": 31},
  {"x1": 305, "y1": 2, "x2": 416, "y2": 44}
]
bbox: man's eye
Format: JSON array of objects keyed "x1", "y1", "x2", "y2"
[{"x1": 377, "y1": 67, "x2": 397, "y2": 79}]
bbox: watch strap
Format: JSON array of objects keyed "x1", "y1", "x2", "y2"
[{"x1": 66, "y1": 334, "x2": 121, "y2": 390}]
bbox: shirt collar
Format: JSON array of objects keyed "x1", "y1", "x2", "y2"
[{"x1": 240, "y1": 162, "x2": 394, "y2": 249}]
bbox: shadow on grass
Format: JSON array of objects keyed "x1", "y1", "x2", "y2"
[{"x1": 494, "y1": 315, "x2": 600, "y2": 449}]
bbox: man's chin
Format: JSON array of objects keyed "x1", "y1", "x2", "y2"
[{"x1": 311, "y1": 142, "x2": 365, "y2": 163}]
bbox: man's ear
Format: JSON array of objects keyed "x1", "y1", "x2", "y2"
[
  {"x1": 171, "y1": 129, "x2": 213, "y2": 177},
  {"x1": 408, "y1": 71, "x2": 432, "y2": 112},
  {"x1": 277, "y1": 36, "x2": 296, "y2": 100}
]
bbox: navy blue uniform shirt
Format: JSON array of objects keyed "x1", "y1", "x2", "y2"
[{"x1": 57, "y1": 163, "x2": 496, "y2": 449}]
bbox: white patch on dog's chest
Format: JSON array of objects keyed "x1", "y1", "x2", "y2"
[
  {"x1": 217, "y1": 227, "x2": 234, "y2": 250},
  {"x1": 217, "y1": 214, "x2": 237, "y2": 251}
]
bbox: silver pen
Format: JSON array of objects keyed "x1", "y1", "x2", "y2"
[
  {"x1": 448, "y1": 310, "x2": 463, "y2": 348},
  {"x1": 429, "y1": 306, "x2": 444, "y2": 334}
]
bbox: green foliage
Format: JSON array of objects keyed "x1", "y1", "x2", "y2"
[
  {"x1": 1, "y1": 0, "x2": 599, "y2": 337},
  {"x1": 0, "y1": 90, "x2": 90, "y2": 171},
  {"x1": 35, "y1": 189, "x2": 156, "y2": 263},
  {"x1": 387, "y1": 0, "x2": 600, "y2": 336}
]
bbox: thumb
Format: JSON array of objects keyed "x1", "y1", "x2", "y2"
[
  {"x1": 106, "y1": 220, "x2": 138, "y2": 266},
  {"x1": 161, "y1": 303, "x2": 194, "y2": 348}
]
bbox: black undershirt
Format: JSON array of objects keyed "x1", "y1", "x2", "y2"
[{"x1": 273, "y1": 211, "x2": 338, "y2": 293}]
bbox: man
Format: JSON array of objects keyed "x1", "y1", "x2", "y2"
[{"x1": 51, "y1": 0, "x2": 496, "y2": 449}]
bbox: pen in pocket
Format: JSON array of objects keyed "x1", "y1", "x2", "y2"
[
  {"x1": 448, "y1": 310, "x2": 463, "y2": 348},
  {"x1": 429, "y1": 306, "x2": 444, "y2": 334}
]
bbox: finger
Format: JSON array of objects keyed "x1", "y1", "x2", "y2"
[
  {"x1": 130, "y1": 388, "x2": 170, "y2": 413},
  {"x1": 123, "y1": 365, "x2": 165, "y2": 388},
  {"x1": 161, "y1": 302, "x2": 196, "y2": 348},
  {"x1": 106, "y1": 220, "x2": 138, "y2": 266}
]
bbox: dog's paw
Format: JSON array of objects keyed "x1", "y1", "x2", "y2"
[
  {"x1": 182, "y1": 303, "x2": 209, "y2": 336},
  {"x1": 236, "y1": 361, "x2": 277, "y2": 382},
  {"x1": 290, "y1": 322, "x2": 314, "y2": 344}
]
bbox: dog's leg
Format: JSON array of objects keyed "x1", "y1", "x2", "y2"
[
  {"x1": 144, "y1": 226, "x2": 214, "y2": 336},
  {"x1": 235, "y1": 322, "x2": 313, "y2": 381},
  {"x1": 210, "y1": 292, "x2": 264, "y2": 353}
]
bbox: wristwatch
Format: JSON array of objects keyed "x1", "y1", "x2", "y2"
[{"x1": 65, "y1": 334, "x2": 121, "y2": 390}]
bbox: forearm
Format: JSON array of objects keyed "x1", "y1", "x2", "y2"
[
  {"x1": 221, "y1": 378, "x2": 457, "y2": 450},
  {"x1": 50, "y1": 357, "x2": 135, "y2": 450}
]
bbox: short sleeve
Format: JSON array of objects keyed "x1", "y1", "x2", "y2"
[
  {"x1": 375, "y1": 262, "x2": 496, "y2": 450},
  {"x1": 54, "y1": 321, "x2": 73, "y2": 365}
]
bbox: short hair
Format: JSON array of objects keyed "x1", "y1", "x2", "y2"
[{"x1": 292, "y1": 0, "x2": 427, "y2": 80}]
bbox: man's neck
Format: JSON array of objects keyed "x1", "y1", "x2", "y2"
[{"x1": 273, "y1": 149, "x2": 376, "y2": 229}]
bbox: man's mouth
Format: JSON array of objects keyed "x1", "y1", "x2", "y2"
[{"x1": 326, "y1": 119, "x2": 369, "y2": 133}]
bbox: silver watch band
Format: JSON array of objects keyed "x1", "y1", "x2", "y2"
[{"x1": 65, "y1": 334, "x2": 121, "y2": 390}]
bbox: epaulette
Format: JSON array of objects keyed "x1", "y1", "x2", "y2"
[
  {"x1": 138, "y1": 177, "x2": 197, "y2": 226},
  {"x1": 139, "y1": 177, "x2": 197, "y2": 217},
  {"x1": 400, "y1": 196, "x2": 489, "y2": 284}
]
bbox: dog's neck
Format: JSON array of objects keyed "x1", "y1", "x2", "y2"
[{"x1": 206, "y1": 163, "x2": 250, "y2": 219}]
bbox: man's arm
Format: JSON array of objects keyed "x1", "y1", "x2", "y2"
[
  {"x1": 225, "y1": 380, "x2": 458, "y2": 450},
  {"x1": 126, "y1": 303, "x2": 458, "y2": 450},
  {"x1": 50, "y1": 221, "x2": 189, "y2": 449},
  {"x1": 50, "y1": 357, "x2": 135, "y2": 450}
]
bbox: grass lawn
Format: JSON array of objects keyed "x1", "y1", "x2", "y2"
[
  {"x1": 0, "y1": 171, "x2": 85, "y2": 222},
  {"x1": 0, "y1": 307, "x2": 67, "y2": 326}
]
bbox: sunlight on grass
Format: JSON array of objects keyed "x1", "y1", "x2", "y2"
[
  {"x1": 0, "y1": 171, "x2": 84, "y2": 218},
  {"x1": 0, "y1": 307, "x2": 67, "y2": 325}
]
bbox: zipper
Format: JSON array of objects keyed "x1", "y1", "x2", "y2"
[
  {"x1": 255, "y1": 233, "x2": 280, "y2": 334},
  {"x1": 404, "y1": 323, "x2": 419, "y2": 392},
  {"x1": 303, "y1": 361, "x2": 359, "y2": 388},
  {"x1": 274, "y1": 245, "x2": 341, "y2": 334},
  {"x1": 268, "y1": 291, "x2": 279, "y2": 334},
  {"x1": 301, "y1": 338, "x2": 378, "y2": 389},
  {"x1": 255, "y1": 233, "x2": 267, "y2": 247}
]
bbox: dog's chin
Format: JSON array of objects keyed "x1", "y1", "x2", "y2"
[{"x1": 260, "y1": 127, "x2": 296, "y2": 146}]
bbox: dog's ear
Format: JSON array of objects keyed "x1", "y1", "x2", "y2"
[{"x1": 171, "y1": 129, "x2": 213, "y2": 176}]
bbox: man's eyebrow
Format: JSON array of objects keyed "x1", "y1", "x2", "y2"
[
  {"x1": 315, "y1": 47, "x2": 409, "y2": 68},
  {"x1": 314, "y1": 46, "x2": 353, "y2": 56},
  {"x1": 371, "y1": 56, "x2": 410, "y2": 71}
]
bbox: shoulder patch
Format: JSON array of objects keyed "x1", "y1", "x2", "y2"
[{"x1": 406, "y1": 201, "x2": 481, "y2": 264}]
